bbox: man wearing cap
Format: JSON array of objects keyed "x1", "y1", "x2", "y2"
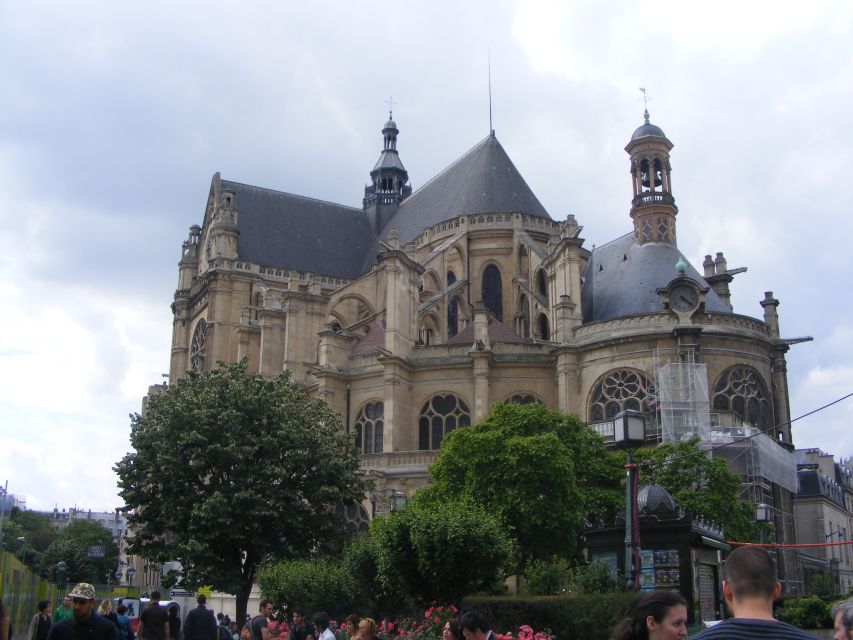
[{"x1": 46, "y1": 583, "x2": 119, "y2": 640}]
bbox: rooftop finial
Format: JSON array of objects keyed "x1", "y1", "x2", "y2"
[
  {"x1": 488, "y1": 48, "x2": 494, "y2": 135},
  {"x1": 385, "y1": 96, "x2": 397, "y2": 120},
  {"x1": 639, "y1": 86, "x2": 651, "y2": 122}
]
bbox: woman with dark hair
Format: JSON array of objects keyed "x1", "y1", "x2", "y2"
[
  {"x1": 167, "y1": 604, "x2": 181, "y2": 640},
  {"x1": 442, "y1": 619, "x2": 463, "y2": 640},
  {"x1": 612, "y1": 591, "x2": 688, "y2": 640},
  {"x1": 343, "y1": 616, "x2": 361, "y2": 640}
]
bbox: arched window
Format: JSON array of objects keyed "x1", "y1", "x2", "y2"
[
  {"x1": 418, "y1": 394, "x2": 471, "y2": 450},
  {"x1": 447, "y1": 271, "x2": 456, "y2": 286},
  {"x1": 537, "y1": 313, "x2": 550, "y2": 341},
  {"x1": 517, "y1": 293, "x2": 530, "y2": 338},
  {"x1": 448, "y1": 297, "x2": 460, "y2": 338},
  {"x1": 482, "y1": 264, "x2": 503, "y2": 321},
  {"x1": 507, "y1": 393, "x2": 540, "y2": 405},
  {"x1": 354, "y1": 401, "x2": 384, "y2": 454},
  {"x1": 518, "y1": 245, "x2": 529, "y2": 277},
  {"x1": 537, "y1": 269, "x2": 548, "y2": 300},
  {"x1": 588, "y1": 369, "x2": 653, "y2": 422},
  {"x1": 713, "y1": 366, "x2": 771, "y2": 428},
  {"x1": 190, "y1": 319, "x2": 207, "y2": 371}
]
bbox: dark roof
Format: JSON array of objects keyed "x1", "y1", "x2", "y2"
[
  {"x1": 798, "y1": 468, "x2": 845, "y2": 506},
  {"x1": 631, "y1": 121, "x2": 667, "y2": 141},
  {"x1": 222, "y1": 180, "x2": 375, "y2": 280},
  {"x1": 381, "y1": 133, "x2": 552, "y2": 242},
  {"x1": 637, "y1": 484, "x2": 677, "y2": 515},
  {"x1": 447, "y1": 314, "x2": 530, "y2": 346},
  {"x1": 581, "y1": 233, "x2": 731, "y2": 322},
  {"x1": 372, "y1": 149, "x2": 406, "y2": 172}
]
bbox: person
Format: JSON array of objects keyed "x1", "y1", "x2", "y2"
[
  {"x1": 184, "y1": 595, "x2": 217, "y2": 640},
  {"x1": 216, "y1": 613, "x2": 232, "y2": 640},
  {"x1": 99, "y1": 601, "x2": 119, "y2": 628},
  {"x1": 290, "y1": 612, "x2": 313, "y2": 640},
  {"x1": 459, "y1": 612, "x2": 494, "y2": 640},
  {"x1": 442, "y1": 620, "x2": 463, "y2": 640},
  {"x1": 248, "y1": 600, "x2": 273, "y2": 640},
  {"x1": 832, "y1": 599, "x2": 853, "y2": 640},
  {"x1": 229, "y1": 622, "x2": 239, "y2": 640},
  {"x1": 116, "y1": 605, "x2": 134, "y2": 640},
  {"x1": 356, "y1": 619, "x2": 377, "y2": 640},
  {"x1": 167, "y1": 605, "x2": 181, "y2": 640},
  {"x1": 46, "y1": 583, "x2": 119, "y2": 640},
  {"x1": 611, "y1": 591, "x2": 687, "y2": 640},
  {"x1": 1, "y1": 599, "x2": 9, "y2": 640},
  {"x1": 692, "y1": 545, "x2": 817, "y2": 639},
  {"x1": 313, "y1": 614, "x2": 335, "y2": 640},
  {"x1": 343, "y1": 616, "x2": 360, "y2": 640},
  {"x1": 53, "y1": 597, "x2": 73, "y2": 624},
  {"x1": 28, "y1": 599, "x2": 53, "y2": 640},
  {"x1": 138, "y1": 591, "x2": 170, "y2": 640}
]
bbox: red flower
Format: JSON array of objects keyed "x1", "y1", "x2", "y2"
[{"x1": 433, "y1": 618, "x2": 440, "y2": 624}]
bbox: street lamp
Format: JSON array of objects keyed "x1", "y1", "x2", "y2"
[
  {"x1": 756, "y1": 503, "x2": 772, "y2": 544},
  {"x1": 613, "y1": 410, "x2": 646, "y2": 591},
  {"x1": 126, "y1": 566, "x2": 136, "y2": 586},
  {"x1": 390, "y1": 491, "x2": 407, "y2": 513},
  {"x1": 56, "y1": 561, "x2": 68, "y2": 592},
  {"x1": 115, "y1": 570, "x2": 123, "y2": 586}
]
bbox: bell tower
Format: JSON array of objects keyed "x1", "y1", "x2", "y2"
[
  {"x1": 363, "y1": 110, "x2": 412, "y2": 233},
  {"x1": 625, "y1": 110, "x2": 678, "y2": 245}
]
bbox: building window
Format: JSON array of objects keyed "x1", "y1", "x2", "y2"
[
  {"x1": 588, "y1": 369, "x2": 653, "y2": 422},
  {"x1": 482, "y1": 264, "x2": 503, "y2": 321},
  {"x1": 537, "y1": 269, "x2": 548, "y2": 301},
  {"x1": 354, "y1": 402, "x2": 384, "y2": 454},
  {"x1": 713, "y1": 366, "x2": 771, "y2": 428},
  {"x1": 537, "y1": 313, "x2": 550, "y2": 341},
  {"x1": 507, "y1": 394, "x2": 540, "y2": 405},
  {"x1": 418, "y1": 394, "x2": 471, "y2": 450},
  {"x1": 190, "y1": 319, "x2": 207, "y2": 371},
  {"x1": 447, "y1": 270, "x2": 456, "y2": 286},
  {"x1": 448, "y1": 297, "x2": 460, "y2": 338}
]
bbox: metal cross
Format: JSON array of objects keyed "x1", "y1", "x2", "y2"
[
  {"x1": 638, "y1": 86, "x2": 650, "y2": 110},
  {"x1": 385, "y1": 96, "x2": 397, "y2": 119}
]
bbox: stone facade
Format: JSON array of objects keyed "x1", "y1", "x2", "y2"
[{"x1": 160, "y1": 111, "x2": 806, "y2": 565}]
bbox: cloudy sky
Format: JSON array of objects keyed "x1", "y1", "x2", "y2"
[{"x1": 1, "y1": 1, "x2": 852, "y2": 510}]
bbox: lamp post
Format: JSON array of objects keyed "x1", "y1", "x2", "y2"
[
  {"x1": 613, "y1": 410, "x2": 646, "y2": 591},
  {"x1": 756, "y1": 503, "x2": 771, "y2": 544},
  {"x1": 126, "y1": 566, "x2": 136, "y2": 586},
  {"x1": 56, "y1": 561, "x2": 68, "y2": 592},
  {"x1": 389, "y1": 491, "x2": 407, "y2": 513}
]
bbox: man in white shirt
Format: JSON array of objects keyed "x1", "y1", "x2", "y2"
[{"x1": 312, "y1": 613, "x2": 335, "y2": 640}]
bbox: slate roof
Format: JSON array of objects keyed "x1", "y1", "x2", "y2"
[
  {"x1": 447, "y1": 314, "x2": 530, "y2": 346},
  {"x1": 372, "y1": 148, "x2": 406, "y2": 172},
  {"x1": 580, "y1": 233, "x2": 731, "y2": 322},
  {"x1": 380, "y1": 133, "x2": 552, "y2": 243},
  {"x1": 222, "y1": 180, "x2": 375, "y2": 280}
]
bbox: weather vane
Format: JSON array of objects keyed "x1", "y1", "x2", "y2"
[
  {"x1": 385, "y1": 96, "x2": 397, "y2": 119},
  {"x1": 638, "y1": 86, "x2": 651, "y2": 122}
]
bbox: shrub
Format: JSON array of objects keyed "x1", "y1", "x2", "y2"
[
  {"x1": 524, "y1": 557, "x2": 571, "y2": 596},
  {"x1": 776, "y1": 596, "x2": 832, "y2": 629},
  {"x1": 570, "y1": 560, "x2": 619, "y2": 594},
  {"x1": 463, "y1": 592, "x2": 640, "y2": 640},
  {"x1": 257, "y1": 556, "x2": 355, "y2": 617}
]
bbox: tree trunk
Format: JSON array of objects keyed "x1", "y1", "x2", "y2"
[{"x1": 236, "y1": 579, "x2": 252, "y2": 625}]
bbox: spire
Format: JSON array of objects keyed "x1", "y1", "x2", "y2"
[
  {"x1": 364, "y1": 108, "x2": 411, "y2": 234},
  {"x1": 625, "y1": 109, "x2": 678, "y2": 246}
]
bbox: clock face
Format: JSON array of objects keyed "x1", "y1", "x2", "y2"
[
  {"x1": 670, "y1": 284, "x2": 699, "y2": 312},
  {"x1": 190, "y1": 320, "x2": 207, "y2": 370}
]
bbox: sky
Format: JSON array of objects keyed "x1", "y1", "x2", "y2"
[{"x1": 1, "y1": 0, "x2": 852, "y2": 511}]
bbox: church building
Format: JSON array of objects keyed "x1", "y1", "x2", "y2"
[{"x1": 165, "y1": 108, "x2": 805, "y2": 586}]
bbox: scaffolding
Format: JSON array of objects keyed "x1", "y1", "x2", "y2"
[{"x1": 657, "y1": 361, "x2": 711, "y2": 444}]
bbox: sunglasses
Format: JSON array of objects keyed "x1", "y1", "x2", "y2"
[{"x1": 71, "y1": 597, "x2": 91, "y2": 605}]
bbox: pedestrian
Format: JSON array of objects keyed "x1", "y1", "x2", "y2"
[
  {"x1": 356, "y1": 619, "x2": 378, "y2": 640},
  {"x1": 138, "y1": 591, "x2": 170, "y2": 640},
  {"x1": 246, "y1": 600, "x2": 273, "y2": 640},
  {"x1": 53, "y1": 597, "x2": 73, "y2": 624},
  {"x1": 832, "y1": 599, "x2": 853, "y2": 640},
  {"x1": 116, "y1": 605, "x2": 134, "y2": 640},
  {"x1": 184, "y1": 595, "x2": 217, "y2": 640},
  {"x1": 290, "y1": 611, "x2": 312, "y2": 640},
  {"x1": 459, "y1": 612, "x2": 494, "y2": 640},
  {"x1": 313, "y1": 614, "x2": 335, "y2": 640},
  {"x1": 442, "y1": 620, "x2": 463, "y2": 640},
  {"x1": 28, "y1": 600, "x2": 53, "y2": 640},
  {"x1": 691, "y1": 545, "x2": 817, "y2": 639},
  {"x1": 216, "y1": 613, "x2": 232, "y2": 640},
  {"x1": 46, "y1": 583, "x2": 119, "y2": 640},
  {"x1": 167, "y1": 605, "x2": 181, "y2": 640},
  {"x1": 343, "y1": 616, "x2": 360, "y2": 640},
  {"x1": 99, "y1": 601, "x2": 119, "y2": 628},
  {"x1": 0, "y1": 600, "x2": 9, "y2": 640},
  {"x1": 611, "y1": 591, "x2": 687, "y2": 640}
]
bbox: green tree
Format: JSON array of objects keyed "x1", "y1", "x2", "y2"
[
  {"x1": 40, "y1": 539, "x2": 95, "y2": 584},
  {"x1": 369, "y1": 493, "x2": 514, "y2": 606},
  {"x1": 428, "y1": 403, "x2": 622, "y2": 566},
  {"x1": 257, "y1": 556, "x2": 355, "y2": 617},
  {"x1": 6, "y1": 508, "x2": 57, "y2": 572},
  {"x1": 634, "y1": 438, "x2": 761, "y2": 542},
  {"x1": 114, "y1": 359, "x2": 366, "y2": 621},
  {"x1": 56, "y1": 520, "x2": 119, "y2": 584}
]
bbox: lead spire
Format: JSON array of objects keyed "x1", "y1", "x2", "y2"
[{"x1": 363, "y1": 107, "x2": 411, "y2": 233}]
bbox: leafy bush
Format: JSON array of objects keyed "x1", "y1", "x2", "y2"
[
  {"x1": 463, "y1": 592, "x2": 640, "y2": 640},
  {"x1": 257, "y1": 556, "x2": 355, "y2": 617},
  {"x1": 776, "y1": 596, "x2": 832, "y2": 629},
  {"x1": 523, "y1": 557, "x2": 570, "y2": 596},
  {"x1": 570, "y1": 560, "x2": 619, "y2": 594}
]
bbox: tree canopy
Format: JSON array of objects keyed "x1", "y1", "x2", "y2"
[
  {"x1": 115, "y1": 359, "x2": 366, "y2": 620},
  {"x1": 427, "y1": 403, "x2": 623, "y2": 566}
]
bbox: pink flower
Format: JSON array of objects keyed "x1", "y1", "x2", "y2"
[
  {"x1": 436, "y1": 607, "x2": 443, "y2": 613},
  {"x1": 449, "y1": 605, "x2": 458, "y2": 613},
  {"x1": 425, "y1": 609, "x2": 433, "y2": 619},
  {"x1": 433, "y1": 618, "x2": 440, "y2": 624}
]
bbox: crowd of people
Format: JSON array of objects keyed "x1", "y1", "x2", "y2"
[{"x1": 2, "y1": 546, "x2": 853, "y2": 640}]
